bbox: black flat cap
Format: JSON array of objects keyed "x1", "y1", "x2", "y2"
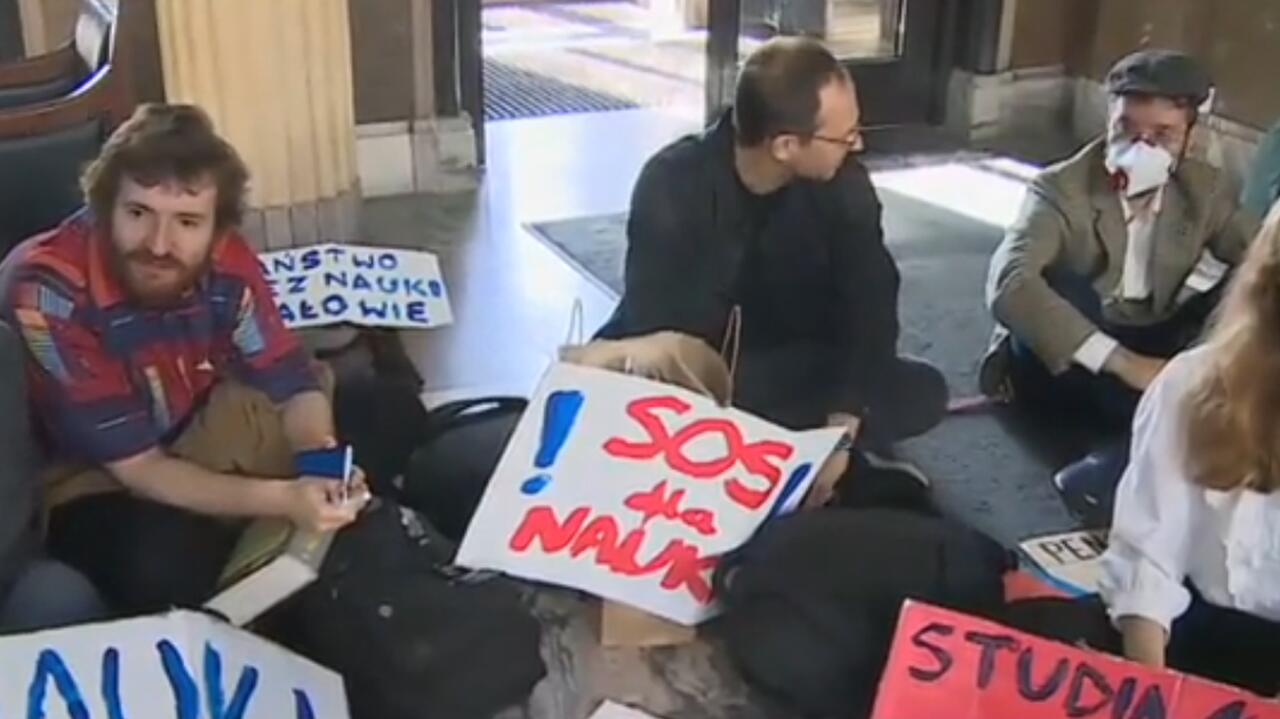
[{"x1": 1106, "y1": 49, "x2": 1211, "y2": 105}]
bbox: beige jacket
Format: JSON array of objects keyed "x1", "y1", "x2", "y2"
[{"x1": 983, "y1": 139, "x2": 1258, "y2": 382}]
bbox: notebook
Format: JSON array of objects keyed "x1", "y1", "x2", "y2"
[
  {"x1": 204, "y1": 518, "x2": 334, "y2": 627},
  {"x1": 205, "y1": 445, "x2": 354, "y2": 626}
]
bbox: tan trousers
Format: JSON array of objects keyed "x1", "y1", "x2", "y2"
[{"x1": 42, "y1": 366, "x2": 333, "y2": 512}]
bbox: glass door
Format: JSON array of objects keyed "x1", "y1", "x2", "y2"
[{"x1": 706, "y1": 0, "x2": 952, "y2": 129}]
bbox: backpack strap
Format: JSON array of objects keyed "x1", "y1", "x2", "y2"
[
  {"x1": 720, "y1": 304, "x2": 743, "y2": 404},
  {"x1": 426, "y1": 397, "x2": 527, "y2": 426}
]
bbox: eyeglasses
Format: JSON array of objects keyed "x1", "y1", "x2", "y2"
[
  {"x1": 1112, "y1": 116, "x2": 1189, "y2": 148},
  {"x1": 809, "y1": 131, "x2": 864, "y2": 150}
]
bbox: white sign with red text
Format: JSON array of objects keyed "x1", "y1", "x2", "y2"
[{"x1": 456, "y1": 363, "x2": 843, "y2": 625}]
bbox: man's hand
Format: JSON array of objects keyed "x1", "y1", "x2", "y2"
[
  {"x1": 805, "y1": 449, "x2": 849, "y2": 509},
  {"x1": 802, "y1": 413, "x2": 862, "y2": 509},
  {"x1": 1105, "y1": 349, "x2": 1167, "y2": 391},
  {"x1": 1118, "y1": 615, "x2": 1167, "y2": 670},
  {"x1": 561, "y1": 332, "x2": 732, "y2": 405},
  {"x1": 285, "y1": 478, "x2": 365, "y2": 533},
  {"x1": 346, "y1": 465, "x2": 371, "y2": 503}
]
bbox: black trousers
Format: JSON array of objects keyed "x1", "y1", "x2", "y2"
[
  {"x1": 1006, "y1": 590, "x2": 1280, "y2": 698},
  {"x1": 47, "y1": 492, "x2": 241, "y2": 614},
  {"x1": 733, "y1": 342, "x2": 948, "y2": 444},
  {"x1": 1008, "y1": 269, "x2": 1222, "y2": 433}
]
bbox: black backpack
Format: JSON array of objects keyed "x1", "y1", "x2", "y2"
[
  {"x1": 712, "y1": 508, "x2": 1014, "y2": 719},
  {"x1": 282, "y1": 498, "x2": 546, "y2": 719},
  {"x1": 332, "y1": 375, "x2": 432, "y2": 496},
  {"x1": 400, "y1": 396, "x2": 526, "y2": 542}
]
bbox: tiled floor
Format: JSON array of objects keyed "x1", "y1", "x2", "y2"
[{"x1": 362, "y1": 109, "x2": 700, "y2": 403}]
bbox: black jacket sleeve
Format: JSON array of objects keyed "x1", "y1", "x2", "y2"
[
  {"x1": 611, "y1": 156, "x2": 729, "y2": 346},
  {"x1": 825, "y1": 161, "x2": 902, "y2": 417}
]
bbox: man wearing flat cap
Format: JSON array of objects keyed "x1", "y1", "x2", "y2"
[{"x1": 981, "y1": 49, "x2": 1259, "y2": 519}]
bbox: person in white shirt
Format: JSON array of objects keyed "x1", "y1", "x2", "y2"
[
  {"x1": 1096, "y1": 203, "x2": 1280, "y2": 696},
  {"x1": 980, "y1": 50, "x2": 1257, "y2": 524}
]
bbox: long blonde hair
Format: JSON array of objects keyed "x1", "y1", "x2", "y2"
[{"x1": 1186, "y1": 204, "x2": 1280, "y2": 492}]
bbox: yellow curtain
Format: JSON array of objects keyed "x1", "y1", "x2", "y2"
[{"x1": 154, "y1": 0, "x2": 358, "y2": 219}]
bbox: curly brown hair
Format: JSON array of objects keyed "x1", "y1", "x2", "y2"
[
  {"x1": 1185, "y1": 203, "x2": 1280, "y2": 492},
  {"x1": 81, "y1": 104, "x2": 249, "y2": 232}
]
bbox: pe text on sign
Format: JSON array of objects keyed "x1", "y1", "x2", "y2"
[{"x1": 457, "y1": 363, "x2": 844, "y2": 626}]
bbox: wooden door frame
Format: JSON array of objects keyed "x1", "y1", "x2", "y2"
[{"x1": 0, "y1": 0, "x2": 24, "y2": 60}]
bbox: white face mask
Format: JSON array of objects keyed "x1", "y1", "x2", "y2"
[{"x1": 1105, "y1": 138, "x2": 1174, "y2": 198}]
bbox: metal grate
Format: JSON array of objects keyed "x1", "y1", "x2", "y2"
[{"x1": 483, "y1": 59, "x2": 639, "y2": 121}]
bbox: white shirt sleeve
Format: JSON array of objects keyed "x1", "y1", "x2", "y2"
[
  {"x1": 1097, "y1": 353, "x2": 1198, "y2": 631},
  {"x1": 1182, "y1": 249, "x2": 1231, "y2": 295},
  {"x1": 1072, "y1": 332, "x2": 1120, "y2": 374}
]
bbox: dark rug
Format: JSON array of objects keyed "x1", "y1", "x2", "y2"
[
  {"x1": 527, "y1": 187, "x2": 1085, "y2": 545},
  {"x1": 485, "y1": 59, "x2": 639, "y2": 122}
]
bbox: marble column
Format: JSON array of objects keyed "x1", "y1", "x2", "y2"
[{"x1": 154, "y1": 0, "x2": 360, "y2": 250}]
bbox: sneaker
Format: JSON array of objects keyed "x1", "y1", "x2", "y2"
[
  {"x1": 836, "y1": 450, "x2": 937, "y2": 515},
  {"x1": 1052, "y1": 444, "x2": 1128, "y2": 526},
  {"x1": 863, "y1": 451, "x2": 931, "y2": 488}
]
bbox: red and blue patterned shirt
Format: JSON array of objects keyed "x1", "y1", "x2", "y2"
[{"x1": 0, "y1": 211, "x2": 318, "y2": 464}]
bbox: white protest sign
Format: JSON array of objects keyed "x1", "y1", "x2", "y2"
[
  {"x1": 258, "y1": 243, "x2": 453, "y2": 330},
  {"x1": 589, "y1": 700, "x2": 661, "y2": 719},
  {"x1": 456, "y1": 363, "x2": 844, "y2": 625},
  {"x1": 1019, "y1": 529, "x2": 1108, "y2": 596},
  {"x1": 0, "y1": 610, "x2": 348, "y2": 718}
]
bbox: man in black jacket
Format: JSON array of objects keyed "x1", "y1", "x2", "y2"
[{"x1": 595, "y1": 37, "x2": 947, "y2": 504}]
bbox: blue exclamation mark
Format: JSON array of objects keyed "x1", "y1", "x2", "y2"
[{"x1": 521, "y1": 390, "x2": 585, "y2": 496}]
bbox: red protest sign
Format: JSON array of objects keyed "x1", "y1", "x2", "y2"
[{"x1": 871, "y1": 601, "x2": 1280, "y2": 719}]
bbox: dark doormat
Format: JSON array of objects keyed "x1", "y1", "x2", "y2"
[
  {"x1": 484, "y1": 59, "x2": 639, "y2": 121},
  {"x1": 526, "y1": 184, "x2": 1086, "y2": 545}
]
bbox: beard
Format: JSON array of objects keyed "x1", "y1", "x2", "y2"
[{"x1": 109, "y1": 243, "x2": 212, "y2": 309}]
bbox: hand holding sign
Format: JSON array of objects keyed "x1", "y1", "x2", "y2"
[{"x1": 457, "y1": 363, "x2": 843, "y2": 625}]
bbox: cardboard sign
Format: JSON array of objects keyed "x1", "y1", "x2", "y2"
[
  {"x1": 0, "y1": 610, "x2": 348, "y2": 718},
  {"x1": 1019, "y1": 529, "x2": 1108, "y2": 597},
  {"x1": 600, "y1": 601, "x2": 696, "y2": 647},
  {"x1": 258, "y1": 243, "x2": 453, "y2": 329},
  {"x1": 872, "y1": 601, "x2": 1280, "y2": 719},
  {"x1": 456, "y1": 362, "x2": 843, "y2": 625}
]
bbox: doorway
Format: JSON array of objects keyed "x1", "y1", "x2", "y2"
[
  {"x1": 476, "y1": 1, "x2": 713, "y2": 123},
  {"x1": 706, "y1": 0, "x2": 955, "y2": 128},
  {"x1": 458, "y1": 0, "x2": 957, "y2": 163}
]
